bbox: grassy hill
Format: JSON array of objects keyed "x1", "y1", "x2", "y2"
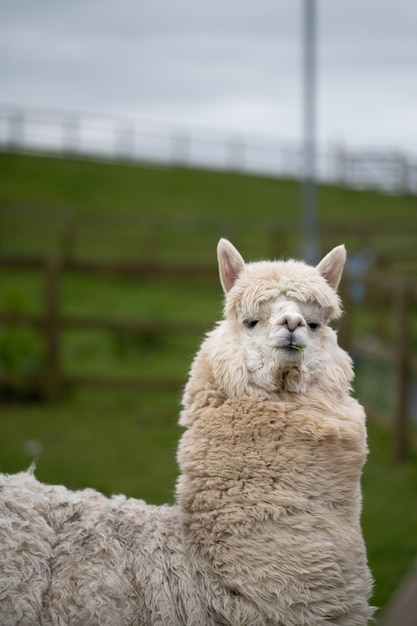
[
  {"x1": 1, "y1": 152, "x2": 417, "y2": 272},
  {"x1": 0, "y1": 151, "x2": 417, "y2": 616}
]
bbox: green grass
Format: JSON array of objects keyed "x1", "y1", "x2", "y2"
[
  {"x1": 0, "y1": 388, "x2": 182, "y2": 504},
  {"x1": 1, "y1": 152, "x2": 417, "y2": 614},
  {"x1": 362, "y1": 419, "x2": 417, "y2": 613},
  {"x1": 1, "y1": 152, "x2": 417, "y2": 272}
]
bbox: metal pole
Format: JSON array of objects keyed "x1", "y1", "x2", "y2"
[{"x1": 301, "y1": 0, "x2": 318, "y2": 263}]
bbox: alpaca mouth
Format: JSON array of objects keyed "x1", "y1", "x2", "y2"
[
  {"x1": 268, "y1": 343, "x2": 304, "y2": 355},
  {"x1": 282, "y1": 345, "x2": 304, "y2": 360},
  {"x1": 289, "y1": 344, "x2": 304, "y2": 353}
]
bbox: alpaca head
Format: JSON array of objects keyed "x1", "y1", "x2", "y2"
[{"x1": 203, "y1": 239, "x2": 353, "y2": 398}]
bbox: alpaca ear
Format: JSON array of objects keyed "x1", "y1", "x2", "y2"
[
  {"x1": 217, "y1": 238, "x2": 245, "y2": 293},
  {"x1": 316, "y1": 244, "x2": 346, "y2": 290}
]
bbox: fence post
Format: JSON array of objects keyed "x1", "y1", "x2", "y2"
[
  {"x1": 44, "y1": 260, "x2": 61, "y2": 402},
  {"x1": 170, "y1": 132, "x2": 190, "y2": 166},
  {"x1": 393, "y1": 281, "x2": 410, "y2": 463},
  {"x1": 398, "y1": 154, "x2": 410, "y2": 195},
  {"x1": 225, "y1": 137, "x2": 246, "y2": 173},
  {"x1": 7, "y1": 108, "x2": 25, "y2": 151},
  {"x1": 115, "y1": 123, "x2": 135, "y2": 160},
  {"x1": 62, "y1": 113, "x2": 80, "y2": 155}
]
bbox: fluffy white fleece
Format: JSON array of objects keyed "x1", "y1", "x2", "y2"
[{"x1": 0, "y1": 240, "x2": 373, "y2": 625}]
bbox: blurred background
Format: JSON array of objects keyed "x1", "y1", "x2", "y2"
[{"x1": 1, "y1": 1, "x2": 416, "y2": 621}]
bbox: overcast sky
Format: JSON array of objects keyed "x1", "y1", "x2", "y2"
[{"x1": 1, "y1": 0, "x2": 416, "y2": 154}]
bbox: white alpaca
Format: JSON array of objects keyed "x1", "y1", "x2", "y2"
[{"x1": 0, "y1": 240, "x2": 373, "y2": 625}]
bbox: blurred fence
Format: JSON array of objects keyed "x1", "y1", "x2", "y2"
[
  {"x1": 0, "y1": 256, "x2": 211, "y2": 400},
  {"x1": 0, "y1": 254, "x2": 416, "y2": 462},
  {"x1": 339, "y1": 273, "x2": 417, "y2": 463},
  {"x1": 1, "y1": 103, "x2": 416, "y2": 195}
]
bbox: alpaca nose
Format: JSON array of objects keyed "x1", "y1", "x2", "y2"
[{"x1": 277, "y1": 312, "x2": 305, "y2": 331}]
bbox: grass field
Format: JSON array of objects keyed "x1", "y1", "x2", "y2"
[
  {"x1": 1, "y1": 151, "x2": 417, "y2": 616},
  {"x1": 1, "y1": 152, "x2": 417, "y2": 272}
]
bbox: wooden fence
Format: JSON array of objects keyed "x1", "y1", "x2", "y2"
[
  {"x1": 1, "y1": 103, "x2": 416, "y2": 195},
  {"x1": 339, "y1": 273, "x2": 417, "y2": 463},
  {"x1": 0, "y1": 255, "x2": 416, "y2": 461},
  {"x1": 0, "y1": 256, "x2": 212, "y2": 401}
]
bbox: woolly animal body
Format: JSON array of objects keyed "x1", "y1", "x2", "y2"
[{"x1": 0, "y1": 240, "x2": 373, "y2": 625}]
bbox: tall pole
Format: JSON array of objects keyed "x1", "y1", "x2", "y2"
[{"x1": 301, "y1": 0, "x2": 318, "y2": 263}]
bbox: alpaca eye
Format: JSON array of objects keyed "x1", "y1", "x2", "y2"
[
  {"x1": 308, "y1": 322, "x2": 319, "y2": 330},
  {"x1": 244, "y1": 319, "x2": 258, "y2": 329}
]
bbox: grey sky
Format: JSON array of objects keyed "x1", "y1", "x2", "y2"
[{"x1": 1, "y1": 0, "x2": 416, "y2": 153}]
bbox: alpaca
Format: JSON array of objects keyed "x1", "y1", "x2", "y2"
[{"x1": 0, "y1": 239, "x2": 373, "y2": 625}]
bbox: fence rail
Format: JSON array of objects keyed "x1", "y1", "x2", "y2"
[
  {"x1": 1, "y1": 103, "x2": 416, "y2": 195},
  {"x1": 0, "y1": 255, "x2": 416, "y2": 461},
  {"x1": 0, "y1": 258, "x2": 210, "y2": 403},
  {"x1": 341, "y1": 274, "x2": 417, "y2": 462}
]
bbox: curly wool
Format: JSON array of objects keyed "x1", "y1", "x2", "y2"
[
  {"x1": 0, "y1": 241, "x2": 373, "y2": 625},
  {"x1": 0, "y1": 391, "x2": 372, "y2": 626},
  {"x1": 1, "y1": 471, "x2": 207, "y2": 626}
]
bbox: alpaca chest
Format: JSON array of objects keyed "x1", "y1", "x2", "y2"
[{"x1": 178, "y1": 394, "x2": 367, "y2": 520}]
